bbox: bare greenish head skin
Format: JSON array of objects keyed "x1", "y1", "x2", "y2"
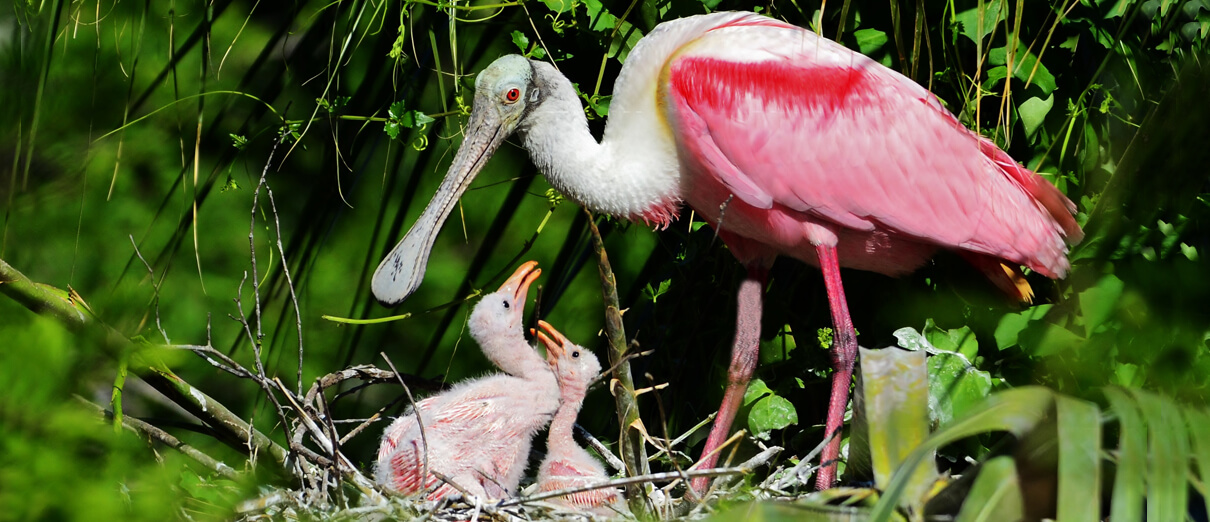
[{"x1": 372, "y1": 55, "x2": 543, "y2": 306}]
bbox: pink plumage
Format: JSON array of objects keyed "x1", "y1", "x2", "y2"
[
  {"x1": 533, "y1": 321, "x2": 626, "y2": 516},
  {"x1": 375, "y1": 261, "x2": 560, "y2": 500},
  {"x1": 371, "y1": 10, "x2": 1082, "y2": 495}
]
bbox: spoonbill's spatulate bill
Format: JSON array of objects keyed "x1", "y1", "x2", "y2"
[
  {"x1": 375, "y1": 261, "x2": 559, "y2": 499},
  {"x1": 372, "y1": 12, "x2": 1082, "y2": 491}
]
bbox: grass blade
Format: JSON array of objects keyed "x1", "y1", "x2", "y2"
[
  {"x1": 1185, "y1": 407, "x2": 1210, "y2": 517},
  {"x1": 1056, "y1": 395, "x2": 1101, "y2": 522},
  {"x1": 954, "y1": 456, "x2": 1024, "y2": 522},
  {"x1": 870, "y1": 386, "x2": 1055, "y2": 521},
  {"x1": 1104, "y1": 387, "x2": 1146, "y2": 522},
  {"x1": 1131, "y1": 388, "x2": 1189, "y2": 520}
]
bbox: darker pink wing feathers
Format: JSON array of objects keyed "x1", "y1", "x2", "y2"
[{"x1": 665, "y1": 22, "x2": 1079, "y2": 277}]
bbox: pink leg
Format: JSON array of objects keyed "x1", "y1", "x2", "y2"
[
  {"x1": 691, "y1": 266, "x2": 767, "y2": 495},
  {"x1": 814, "y1": 244, "x2": 856, "y2": 490}
]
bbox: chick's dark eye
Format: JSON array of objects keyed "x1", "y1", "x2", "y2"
[
  {"x1": 505, "y1": 88, "x2": 520, "y2": 102},
  {"x1": 502, "y1": 300, "x2": 510, "y2": 309},
  {"x1": 572, "y1": 350, "x2": 580, "y2": 358}
]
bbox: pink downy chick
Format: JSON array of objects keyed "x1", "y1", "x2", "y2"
[
  {"x1": 533, "y1": 320, "x2": 626, "y2": 515},
  {"x1": 375, "y1": 261, "x2": 560, "y2": 500}
]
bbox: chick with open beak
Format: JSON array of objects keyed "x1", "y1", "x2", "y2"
[
  {"x1": 533, "y1": 321, "x2": 627, "y2": 515},
  {"x1": 375, "y1": 261, "x2": 560, "y2": 501}
]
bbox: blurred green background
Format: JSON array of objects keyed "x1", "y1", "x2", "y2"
[{"x1": 1, "y1": 0, "x2": 1208, "y2": 518}]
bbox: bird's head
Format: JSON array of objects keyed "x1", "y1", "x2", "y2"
[
  {"x1": 468, "y1": 260, "x2": 541, "y2": 345},
  {"x1": 371, "y1": 55, "x2": 550, "y2": 306},
  {"x1": 533, "y1": 320, "x2": 602, "y2": 397}
]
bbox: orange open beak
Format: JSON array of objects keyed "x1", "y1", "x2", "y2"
[
  {"x1": 501, "y1": 260, "x2": 541, "y2": 308},
  {"x1": 534, "y1": 320, "x2": 568, "y2": 364}
]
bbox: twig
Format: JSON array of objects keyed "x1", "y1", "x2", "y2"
[
  {"x1": 429, "y1": 470, "x2": 496, "y2": 517},
  {"x1": 584, "y1": 210, "x2": 651, "y2": 518},
  {"x1": 500, "y1": 447, "x2": 782, "y2": 508},
  {"x1": 129, "y1": 234, "x2": 170, "y2": 344},
  {"x1": 231, "y1": 272, "x2": 296, "y2": 464},
  {"x1": 574, "y1": 423, "x2": 625, "y2": 473},
  {"x1": 770, "y1": 427, "x2": 837, "y2": 491},
  {"x1": 258, "y1": 147, "x2": 306, "y2": 396},
  {"x1": 382, "y1": 352, "x2": 430, "y2": 492},
  {"x1": 647, "y1": 412, "x2": 715, "y2": 463},
  {"x1": 0, "y1": 257, "x2": 294, "y2": 474},
  {"x1": 75, "y1": 395, "x2": 239, "y2": 479},
  {"x1": 166, "y1": 342, "x2": 256, "y2": 379}
]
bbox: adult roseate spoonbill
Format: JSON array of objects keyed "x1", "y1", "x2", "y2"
[
  {"x1": 375, "y1": 261, "x2": 560, "y2": 499},
  {"x1": 533, "y1": 320, "x2": 626, "y2": 515},
  {"x1": 372, "y1": 12, "x2": 1082, "y2": 491}
]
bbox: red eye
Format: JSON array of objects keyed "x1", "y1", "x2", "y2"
[{"x1": 505, "y1": 88, "x2": 520, "y2": 102}]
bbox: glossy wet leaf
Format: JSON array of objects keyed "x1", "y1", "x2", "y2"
[
  {"x1": 922, "y1": 320, "x2": 978, "y2": 360},
  {"x1": 928, "y1": 353, "x2": 992, "y2": 427},
  {"x1": 859, "y1": 347, "x2": 933, "y2": 506}
]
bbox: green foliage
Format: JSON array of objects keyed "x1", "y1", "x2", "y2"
[
  {"x1": 741, "y1": 378, "x2": 798, "y2": 440},
  {"x1": 2, "y1": 0, "x2": 1207, "y2": 517}
]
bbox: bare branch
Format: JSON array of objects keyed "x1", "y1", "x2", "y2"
[
  {"x1": 501, "y1": 446, "x2": 782, "y2": 508},
  {"x1": 75, "y1": 396, "x2": 239, "y2": 479}
]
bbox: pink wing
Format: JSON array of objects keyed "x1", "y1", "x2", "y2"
[{"x1": 664, "y1": 20, "x2": 1079, "y2": 277}]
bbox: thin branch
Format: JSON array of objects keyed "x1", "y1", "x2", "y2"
[
  {"x1": 381, "y1": 352, "x2": 430, "y2": 492},
  {"x1": 0, "y1": 257, "x2": 294, "y2": 475},
  {"x1": 574, "y1": 423, "x2": 625, "y2": 473},
  {"x1": 501, "y1": 446, "x2": 782, "y2": 508},
  {"x1": 584, "y1": 209, "x2": 651, "y2": 517},
  {"x1": 75, "y1": 395, "x2": 239, "y2": 479}
]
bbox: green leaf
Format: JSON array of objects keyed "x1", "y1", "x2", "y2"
[
  {"x1": 854, "y1": 28, "x2": 888, "y2": 56},
  {"x1": 1185, "y1": 407, "x2": 1210, "y2": 518},
  {"x1": 983, "y1": 65, "x2": 1009, "y2": 90},
  {"x1": 928, "y1": 353, "x2": 993, "y2": 427},
  {"x1": 1132, "y1": 389, "x2": 1189, "y2": 520},
  {"x1": 994, "y1": 303, "x2": 1054, "y2": 349},
  {"x1": 759, "y1": 325, "x2": 797, "y2": 364},
  {"x1": 1078, "y1": 274, "x2": 1124, "y2": 334},
  {"x1": 954, "y1": 2, "x2": 1006, "y2": 43},
  {"x1": 871, "y1": 387, "x2": 1056, "y2": 520},
  {"x1": 399, "y1": 110, "x2": 434, "y2": 129},
  {"x1": 923, "y1": 319, "x2": 978, "y2": 360},
  {"x1": 510, "y1": 30, "x2": 530, "y2": 52},
  {"x1": 541, "y1": 0, "x2": 577, "y2": 13},
  {"x1": 1104, "y1": 387, "x2": 1146, "y2": 522},
  {"x1": 583, "y1": 0, "x2": 645, "y2": 60},
  {"x1": 1056, "y1": 395, "x2": 1101, "y2": 522},
  {"x1": 954, "y1": 456, "x2": 1024, "y2": 522},
  {"x1": 743, "y1": 378, "x2": 797, "y2": 439},
  {"x1": 229, "y1": 134, "x2": 248, "y2": 150},
  {"x1": 1019, "y1": 322, "x2": 1084, "y2": 357},
  {"x1": 641, "y1": 279, "x2": 671, "y2": 303},
  {"x1": 1019, "y1": 94, "x2": 1055, "y2": 139},
  {"x1": 989, "y1": 42, "x2": 1057, "y2": 95},
  {"x1": 860, "y1": 347, "x2": 933, "y2": 506}
]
